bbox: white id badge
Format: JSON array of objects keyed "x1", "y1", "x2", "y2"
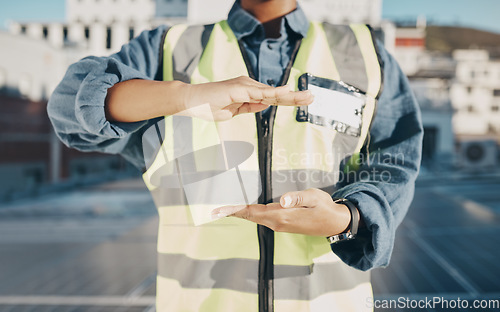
[{"x1": 297, "y1": 73, "x2": 366, "y2": 137}]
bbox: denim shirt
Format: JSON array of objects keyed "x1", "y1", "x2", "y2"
[
  {"x1": 47, "y1": 2, "x2": 423, "y2": 271},
  {"x1": 227, "y1": 1, "x2": 309, "y2": 87}
]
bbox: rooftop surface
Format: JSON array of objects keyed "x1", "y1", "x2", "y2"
[{"x1": 0, "y1": 174, "x2": 499, "y2": 312}]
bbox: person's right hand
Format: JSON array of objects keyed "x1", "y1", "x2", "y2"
[{"x1": 178, "y1": 76, "x2": 314, "y2": 121}]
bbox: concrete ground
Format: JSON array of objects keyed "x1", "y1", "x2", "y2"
[
  {"x1": 0, "y1": 174, "x2": 499, "y2": 312},
  {"x1": 371, "y1": 174, "x2": 500, "y2": 311}
]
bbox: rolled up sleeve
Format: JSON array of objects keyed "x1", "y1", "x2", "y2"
[
  {"x1": 47, "y1": 25, "x2": 168, "y2": 156},
  {"x1": 330, "y1": 42, "x2": 423, "y2": 271}
]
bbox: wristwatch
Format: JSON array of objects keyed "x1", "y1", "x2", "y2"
[{"x1": 326, "y1": 198, "x2": 359, "y2": 244}]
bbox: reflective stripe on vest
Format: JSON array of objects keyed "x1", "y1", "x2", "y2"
[{"x1": 143, "y1": 20, "x2": 382, "y2": 312}]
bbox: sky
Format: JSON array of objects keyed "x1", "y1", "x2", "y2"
[
  {"x1": 0, "y1": 0, "x2": 65, "y2": 28},
  {"x1": 1, "y1": 0, "x2": 500, "y2": 34},
  {"x1": 383, "y1": 0, "x2": 500, "y2": 33}
]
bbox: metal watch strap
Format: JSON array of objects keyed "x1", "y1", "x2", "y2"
[{"x1": 326, "y1": 198, "x2": 359, "y2": 244}]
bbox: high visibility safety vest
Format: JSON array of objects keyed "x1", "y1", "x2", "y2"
[{"x1": 142, "y1": 20, "x2": 383, "y2": 312}]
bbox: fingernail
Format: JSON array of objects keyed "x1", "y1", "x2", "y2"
[
  {"x1": 211, "y1": 211, "x2": 218, "y2": 220},
  {"x1": 211, "y1": 211, "x2": 226, "y2": 220},
  {"x1": 217, "y1": 213, "x2": 227, "y2": 218},
  {"x1": 282, "y1": 195, "x2": 292, "y2": 208}
]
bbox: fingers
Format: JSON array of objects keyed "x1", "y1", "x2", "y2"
[
  {"x1": 259, "y1": 85, "x2": 291, "y2": 99},
  {"x1": 211, "y1": 205, "x2": 248, "y2": 219},
  {"x1": 280, "y1": 188, "x2": 327, "y2": 208},
  {"x1": 212, "y1": 188, "x2": 326, "y2": 221},
  {"x1": 235, "y1": 103, "x2": 270, "y2": 115},
  {"x1": 211, "y1": 203, "x2": 282, "y2": 227},
  {"x1": 218, "y1": 76, "x2": 314, "y2": 120},
  {"x1": 211, "y1": 204, "x2": 270, "y2": 224},
  {"x1": 255, "y1": 85, "x2": 313, "y2": 107},
  {"x1": 212, "y1": 202, "x2": 335, "y2": 236},
  {"x1": 221, "y1": 103, "x2": 269, "y2": 118},
  {"x1": 230, "y1": 77, "x2": 313, "y2": 107},
  {"x1": 210, "y1": 187, "x2": 345, "y2": 236},
  {"x1": 269, "y1": 89, "x2": 314, "y2": 106}
]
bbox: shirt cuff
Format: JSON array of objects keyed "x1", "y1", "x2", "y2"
[
  {"x1": 330, "y1": 183, "x2": 395, "y2": 271},
  {"x1": 74, "y1": 58, "x2": 149, "y2": 153}
]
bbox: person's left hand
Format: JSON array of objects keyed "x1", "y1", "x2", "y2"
[{"x1": 211, "y1": 188, "x2": 353, "y2": 236}]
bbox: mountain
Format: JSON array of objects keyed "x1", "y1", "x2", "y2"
[{"x1": 426, "y1": 26, "x2": 500, "y2": 54}]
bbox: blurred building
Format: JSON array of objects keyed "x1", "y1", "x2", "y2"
[
  {"x1": 8, "y1": 0, "x2": 388, "y2": 56},
  {"x1": 298, "y1": 0, "x2": 396, "y2": 54},
  {"x1": 8, "y1": 0, "x2": 229, "y2": 56},
  {"x1": 0, "y1": 0, "x2": 392, "y2": 201},
  {"x1": 9, "y1": 0, "x2": 161, "y2": 56},
  {"x1": 410, "y1": 78, "x2": 455, "y2": 166},
  {"x1": 186, "y1": 0, "x2": 232, "y2": 24},
  {"x1": 67, "y1": 0, "x2": 156, "y2": 25},
  {"x1": 0, "y1": 8, "x2": 140, "y2": 201},
  {"x1": 0, "y1": 92, "x2": 133, "y2": 202},
  {"x1": 393, "y1": 22, "x2": 426, "y2": 76},
  {"x1": 299, "y1": 0, "x2": 382, "y2": 25},
  {"x1": 450, "y1": 49, "x2": 500, "y2": 135},
  {"x1": 390, "y1": 21, "x2": 456, "y2": 165},
  {"x1": 391, "y1": 20, "x2": 500, "y2": 170},
  {"x1": 449, "y1": 49, "x2": 500, "y2": 170},
  {"x1": 0, "y1": 32, "x2": 67, "y2": 102}
]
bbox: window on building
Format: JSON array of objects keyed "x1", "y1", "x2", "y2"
[
  {"x1": 24, "y1": 168, "x2": 43, "y2": 187},
  {"x1": 470, "y1": 71, "x2": 475, "y2": 79},
  {"x1": 467, "y1": 86, "x2": 472, "y2": 93},
  {"x1": 467, "y1": 105, "x2": 475, "y2": 112},
  {"x1": 63, "y1": 26, "x2": 68, "y2": 42},
  {"x1": 129, "y1": 27, "x2": 135, "y2": 40},
  {"x1": 494, "y1": 89, "x2": 500, "y2": 97},
  {"x1": 0, "y1": 68, "x2": 6, "y2": 87},
  {"x1": 422, "y1": 127, "x2": 438, "y2": 161},
  {"x1": 492, "y1": 105, "x2": 499, "y2": 112},
  {"x1": 84, "y1": 26, "x2": 90, "y2": 39},
  {"x1": 488, "y1": 123, "x2": 498, "y2": 134},
  {"x1": 20, "y1": 25, "x2": 27, "y2": 34},
  {"x1": 42, "y1": 26, "x2": 48, "y2": 39},
  {"x1": 19, "y1": 73, "x2": 31, "y2": 97},
  {"x1": 106, "y1": 27, "x2": 112, "y2": 49}
]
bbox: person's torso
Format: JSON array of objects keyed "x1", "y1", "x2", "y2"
[{"x1": 142, "y1": 20, "x2": 382, "y2": 312}]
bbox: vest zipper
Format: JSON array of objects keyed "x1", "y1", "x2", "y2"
[
  {"x1": 256, "y1": 108, "x2": 276, "y2": 312},
  {"x1": 238, "y1": 38, "x2": 302, "y2": 312}
]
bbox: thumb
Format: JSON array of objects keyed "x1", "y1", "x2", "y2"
[{"x1": 280, "y1": 189, "x2": 319, "y2": 208}]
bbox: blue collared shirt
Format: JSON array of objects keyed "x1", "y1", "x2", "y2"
[
  {"x1": 227, "y1": 1, "x2": 309, "y2": 86},
  {"x1": 47, "y1": 3, "x2": 423, "y2": 271}
]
